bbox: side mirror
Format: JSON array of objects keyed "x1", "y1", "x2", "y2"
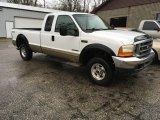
[
  {"x1": 154, "y1": 27, "x2": 160, "y2": 32},
  {"x1": 73, "y1": 29, "x2": 79, "y2": 36},
  {"x1": 60, "y1": 25, "x2": 67, "y2": 36},
  {"x1": 110, "y1": 25, "x2": 115, "y2": 29}
]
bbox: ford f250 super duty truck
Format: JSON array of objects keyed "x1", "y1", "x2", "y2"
[{"x1": 12, "y1": 12, "x2": 155, "y2": 85}]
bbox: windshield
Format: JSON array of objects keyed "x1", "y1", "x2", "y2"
[
  {"x1": 73, "y1": 14, "x2": 111, "y2": 32},
  {"x1": 158, "y1": 21, "x2": 160, "y2": 25}
]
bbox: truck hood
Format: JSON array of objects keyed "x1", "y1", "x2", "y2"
[{"x1": 90, "y1": 30, "x2": 145, "y2": 44}]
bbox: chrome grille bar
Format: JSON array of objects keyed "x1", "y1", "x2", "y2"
[{"x1": 134, "y1": 35, "x2": 153, "y2": 58}]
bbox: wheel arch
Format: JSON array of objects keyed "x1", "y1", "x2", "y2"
[
  {"x1": 152, "y1": 48, "x2": 159, "y2": 62},
  {"x1": 16, "y1": 34, "x2": 29, "y2": 49},
  {"x1": 79, "y1": 44, "x2": 116, "y2": 66}
]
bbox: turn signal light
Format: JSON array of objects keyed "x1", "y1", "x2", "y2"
[{"x1": 118, "y1": 45, "x2": 135, "y2": 57}]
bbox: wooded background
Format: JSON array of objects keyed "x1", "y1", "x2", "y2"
[{"x1": 4, "y1": 0, "x2": 108, "y2": 12}]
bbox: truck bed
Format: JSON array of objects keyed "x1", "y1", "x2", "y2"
[{"x1": 12, "y1": 28, "x2": 41, "y2": 50}]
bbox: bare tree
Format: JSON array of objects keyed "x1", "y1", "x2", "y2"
[
  {"x1": 81, "y1": 0, "x2": 91, "y2": 13},
  {"x1": 7, "y1": 0, "x2": 35, "y2": 5},
  {"x1": 58, "y1": 0, "x2": 82, "y2": 12},
  {"x1": 91, "y1": 0, "x2": 108, "y2": 11},
  {"x1": 58, "y1": 0, "x2": 96, "y2": 12},
  {"x1": 43, "y1": 0, "x2": 45, "y2": 8},
  {"x1": 34, "y1": 0, "x2": 37, "y2": 6},
  {"x1": 7, "y1": 0, "x2": 108, "y2": 12},
  {"x1": 83, "y1": 0, "x2": 86, "y2": 12}
]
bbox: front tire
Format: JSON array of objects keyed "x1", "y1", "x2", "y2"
[
  {"x1": 87, "y1": 57, "x2": 113, "y2": 85},
  {"x1": 19, "y1": 44, "x2": 33, "y2": 61},
  {"x1": 152, "y1": 49, "x2": 159, "y2": 64}
]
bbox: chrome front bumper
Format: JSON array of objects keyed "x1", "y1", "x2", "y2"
[{"x1": 112, "y1": 50, "x2": 155, "y2": 73}]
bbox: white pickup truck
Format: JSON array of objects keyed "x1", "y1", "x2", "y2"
[
  {"x1": 12, "y1": 12, "x2": 155, "y2": 85},
  {"x1": 138, "y1": 20, "x2": 160, "y2": 62}
]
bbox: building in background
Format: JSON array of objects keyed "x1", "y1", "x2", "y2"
[
  {"x1": 0, "y1": 2, "x2": 59, "y2": 38},
  {"x1": 92, "y1": 0, "x2": 160, "y2": 28}
]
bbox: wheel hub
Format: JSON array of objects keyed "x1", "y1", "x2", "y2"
[
  {"x1": 91, "y1": 63, "x2": 106, "y2": 81},
  {"x1": 21, "y1": 47, "x2": 27, "y2": 58}
]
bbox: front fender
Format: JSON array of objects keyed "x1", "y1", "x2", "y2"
[{"x1": 79, "y1": 44, "x2": 116, "y2": 64}]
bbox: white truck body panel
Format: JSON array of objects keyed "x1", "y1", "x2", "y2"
[
  {"x1": 79, "y1": 30, "x2": 144, "y2": 55},
  {"x1": 12, "y1": 29, "x2": 41, "y2": 47}
]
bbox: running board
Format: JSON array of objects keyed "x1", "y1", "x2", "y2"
[{"x1": 46, "y1": 55, "x2": 81, "y2": 67}]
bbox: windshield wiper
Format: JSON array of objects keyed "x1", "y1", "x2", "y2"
[{"x1": 86, "y1": 28, "x2": 108, "y2": 32}]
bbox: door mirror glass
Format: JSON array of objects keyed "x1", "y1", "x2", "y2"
[
  {"x1": 60, "y1": 25, "x2": 67, "y2": 36},
  {"x1": 59, "y1": 25, "x2": 79, "y2": 36},
  {"x1": 110, "y1": 25, "x2": 115, "y2": 29},
  {"x1": 74, "y1": 29, "x2": 79, "y2": 36},
  {"x1": 154, "y1": 27, "x2": 160, "y2": 32}
]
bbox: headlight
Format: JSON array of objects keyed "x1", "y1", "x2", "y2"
[{"x1": 118, "y1": 44, "x2": 135, "y2": 57}]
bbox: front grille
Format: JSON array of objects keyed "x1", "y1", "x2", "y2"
[{"x1": 135, "y1": 36, "x2": 153, "y2": 58}]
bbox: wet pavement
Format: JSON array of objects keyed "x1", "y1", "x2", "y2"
[{"x1": 0, "y1": 39, "x2": 160, "y2": 120}]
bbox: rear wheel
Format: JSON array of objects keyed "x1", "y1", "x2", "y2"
[
  {"x1": 19, "y1": 44, "x2": 33, "y2": 61},
  {"x1": 87, "y1": 57, "x2": 113, "y2": 85}
]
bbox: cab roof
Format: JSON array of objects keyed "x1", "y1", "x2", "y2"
[{"x1": 47, "y1": 12, "x2": 91, "y2": 16}]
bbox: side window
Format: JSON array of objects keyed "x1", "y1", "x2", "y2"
[
  {"x1": 45, "y1": 15, "x2": 54, "y2": 32},
  {"x1": 143, "y1": 21, "x2": 159, "y2": 30},
  {"x1": 55, "y1": 15, "x2": 78, "y2": 36}
]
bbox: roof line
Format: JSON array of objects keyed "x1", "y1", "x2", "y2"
[
  {"x1": 91, "y1": 0, "x2": 160, "y2": 14},
  {"x1": 91, "y1": 0, "x2": 110, "y2": 14}
]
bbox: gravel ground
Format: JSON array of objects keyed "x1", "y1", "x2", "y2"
[{"x1": 0, "y1": 39, "x2": 160, "y2": 120}]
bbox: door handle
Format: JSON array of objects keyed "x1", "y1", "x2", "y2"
[
  {"x1": 81, "y1": 40, "x2": 88, "y2": 43},
  {"x1": 52, "y1": 36, "x2": 54, "y2": 41}
]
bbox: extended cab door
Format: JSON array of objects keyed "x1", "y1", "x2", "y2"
[
  {"x1": 141, "y1": 21, "x2": 160, "y2": 38},
  {"x1": 41, "y1": 15, "x2": 56, "y2": 53}
]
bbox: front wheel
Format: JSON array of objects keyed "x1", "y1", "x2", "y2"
[
  {"x1": 19, "y1": 44, "x2": 33, "y2": 61},
  {"x1": 87, "y1": 57, "x2": 113, "y2": 86},
  {"x1": 152, "y1": 49, "x2": 159, "y2": 64}
]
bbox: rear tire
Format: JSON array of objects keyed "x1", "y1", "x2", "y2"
[
  {"x1": 87, "y1": 57, "x2": 113, "y2": 86},
  {"x1": 19, "y1": 44, "x2": 33, "y2": 61}
]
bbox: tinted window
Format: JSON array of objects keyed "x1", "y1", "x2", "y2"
[
  {"x1": 110, "y1": 17, "x2": 127, "y2": 27},
  {"x1": 45, "y1": 16, "x2": 54, "y2": 31},
  {"x1": 55, "y1": 15, "x2": 78, "y2": 35},
  {"x1": 73, "y1": 14, "x2": 109, "y2": 32},
  {"x1": 143, "y1": 21, "x2": 159, "y2": 30}
]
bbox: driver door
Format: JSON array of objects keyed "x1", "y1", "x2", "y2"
[{"x1": 53, "y1": 15, "x2": 80, "y2": 62}]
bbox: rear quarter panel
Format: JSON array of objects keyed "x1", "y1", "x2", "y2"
[{"x1": 12, "y1": 29, "x2": 41, "y2": 47}]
